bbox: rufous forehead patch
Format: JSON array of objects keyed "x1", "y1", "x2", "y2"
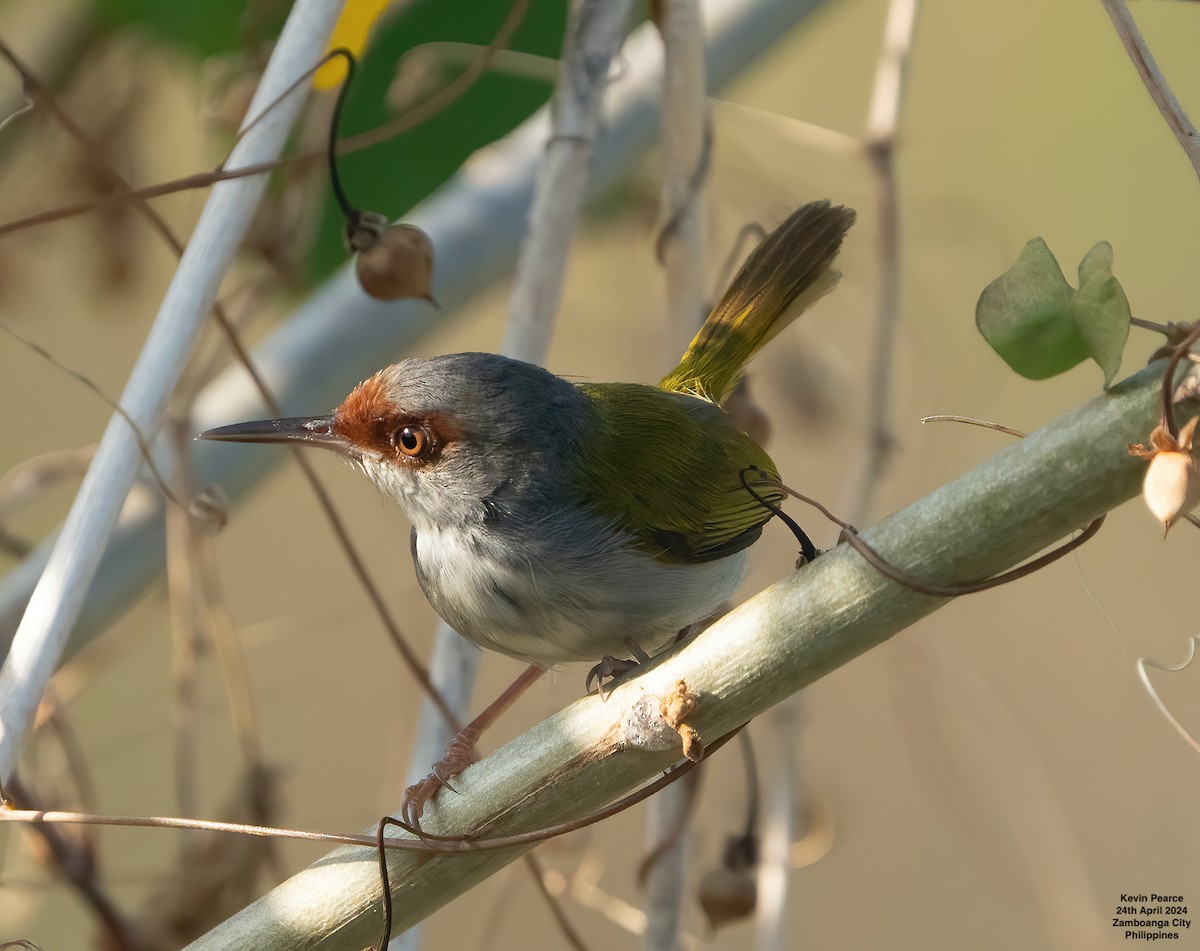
[
  {"x1": 330, "y1": 371, "x2": 463, "y2": 461},
  {"x1": 331, "y1": 372, "x2": 395, "y2": 453}
]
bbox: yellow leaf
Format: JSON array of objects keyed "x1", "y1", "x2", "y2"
[{"x1": 314, "y1": 0, "x2": 394, "y2": 90}]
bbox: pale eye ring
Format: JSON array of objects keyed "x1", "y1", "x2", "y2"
[{"x1": 392, "y1": 425, "x2": 428, "y2": 458}]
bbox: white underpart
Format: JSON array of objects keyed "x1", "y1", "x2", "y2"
[{"x1": 413, "y1": 522, "x2": 747, "y2": 667}]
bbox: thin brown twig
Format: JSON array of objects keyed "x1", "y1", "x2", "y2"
[
  {"x1": 764, "y1": 472, "x2": 1107, "y2": 597},
  {"x1": 1100, "y1": 0, "x2": 1200, "y2": 188},
  {"x1": 374, "y1": 816, "x2": 401, "y2": 949},
  {"x1": 1099, "y1": 0, "x2": 1200, "y2": 437},
  {"x1": 653, "y1": 119, "x2": 712, "y2": 266},
  {"x1": 0, "y1": 159, "x2": 294, "y2": 237},
  {"x1": 0, "y1": 38, "x2": 460, "y2": 731},
  {"x1": 0, "y1": 320, "x2": 190, "y2": 512},
  {"x1": 1, "y1": 729, "x2": 743, "y2": 855},
  {"x1": 335, "y1": 0, "x2": 530, "y2": 156},
  {"x1": 557, "y1": 854, "x2": 651, "y2": 936},
  {"x1": 225, "y1": 49, "x2": 345, "y2": 158},
  {"x1": 838, "y1": 512, "x2": 1106, "y2": 596},
  {"x1": 32, "y1": 689, "x2": 104, "y2": 894},
  {"x1": 1130, "y1": 316, "x2": 1171, "y2": 334},
  {"x1": 851, "y1": 0, "x2": 920, "y2": 525},
  {"x1": 523, "y1": 852, "x2": 591, "y2": 951},
  {"x1": 636, "y1": 761, "x2": 701, "y2": 885},
  {"x1": 187, "y1": 491, "x2": 266, "y2": 764},
  {"x1": 0, "y1": 446, "x2": 95, "y2": 523},
  {"x1": 0, "y1": 95, "x2": 32, "y2": 132},
  {"x1": 165, "y1": 436, "x2": 202, "y2": 834},
  {"x1": 713, "y1": 222, "x2": 767, "y2": 295},
  {"x1": 8, "y1": 23, "x2": 583, "y2": 945},
  {"x1": 1158, "y1": 321, "x2": 1200, "y2": 440},
  {"x1": 0, "y1": 436, "x2": 90, "y2": 560},
  {"x1": 35, "y1": 688, "x2": 98, "y2": 821},
  {"x1": 476, "y1": 863, "x2": 525, "y2": 951},
  {"x1": 921, "y1": 415, "x2": 1025, "y2": 439},
  {"x1": 4, "y1": 777, "x2": 139, "y2": 949},
  {"x1": 0, "y1": 0, "x2": 530, "y2": 240}
]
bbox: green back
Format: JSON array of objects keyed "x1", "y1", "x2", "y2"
[{"x1": 573, "y1": 383, "x2": 785, "y2": 563}]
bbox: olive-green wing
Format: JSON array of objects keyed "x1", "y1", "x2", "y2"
[{"x1": 574, "y1": 383, "x2": 785, "y2": 563}]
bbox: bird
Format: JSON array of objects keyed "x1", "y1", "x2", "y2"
[{"x1": 200, "y1": 199, "x2": 855, "y2": 811}]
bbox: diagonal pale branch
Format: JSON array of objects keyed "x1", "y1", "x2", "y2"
[
  {"x1": 647, "y1": 0, "x2": 709, "y2": 945},
  {"x1": 501, "y1": 0, "x2": 634, "y2": 358},
  {"x1": 394, "y1": 3, "x2": 631, "y2": 948},
  {"x1": 848, "y1": 0, "x2": 920, "y2": 525},
  {"x1": 1101, "y1": 0, "x2": 1200, "y2": 189},
  {"x1": 0, "y1": 0, "x2": 836, "y2": 666},
  {"x1": 0, "y1": 0, "x2": 345, "y2": 785},
  {"x1": 183, "y1": 363, "x2": 1180, "y2": 950}
]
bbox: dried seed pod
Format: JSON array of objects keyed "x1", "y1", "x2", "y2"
[
  {"x1": 1130, "y1": 417, "x2": 1200, "y2": 533},
  {"x1": 1144, "y1": 449, "x2": 1200, "y2": 532},
  {"x1": 354, "y1": 223, "x2": 435, "y2": 302},
  {"x1": 698, "y1": 832, "x2": 759, "y2": 931},
  {"x1": 698, "y1": 864, "x2": 756, "y2": 931}
]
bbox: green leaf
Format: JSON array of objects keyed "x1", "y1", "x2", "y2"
[
  {"x1": 976, "y1": 238, "x2": 1085, "y2": 379},
  {"x1": 305, "y1": 0, "x2": 571, "y2": 283},
  {"x1": 1073, "y1": 241, "x2": 1131, "y2": 387},
  {"x1": 975, "y1": 237, "x2": 1131, "y2": 385}
]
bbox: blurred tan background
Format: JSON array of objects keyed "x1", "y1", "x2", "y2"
[{"x1": 1, "y1": 0, "x2": 1199, "y2": 948}]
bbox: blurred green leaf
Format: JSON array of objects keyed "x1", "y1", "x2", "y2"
[
  {"x1": 93, "y1": 0, "x2": 286, "y2": 57},
  {"x1": 975, "y1": 237, "x2": 1131, "y2": 386},
  {"x1": 307, "y1": 0, "x2": 573, "y2": 283}
]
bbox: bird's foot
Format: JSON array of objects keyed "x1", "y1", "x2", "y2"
[
  {"x1": 400, "y1": 725, "x2": 480, "y2": 829},
  {"x1": 585, "y1": 637, "x2": 651, "y2": 699},
  {"x1": 585, "y1": 656, "x2": 638, "y2": 698}
]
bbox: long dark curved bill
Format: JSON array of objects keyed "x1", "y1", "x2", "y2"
[{"x1": 197, "y1": 416, "x2": 354, "y2": 457}]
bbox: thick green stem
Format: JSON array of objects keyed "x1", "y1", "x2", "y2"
[{"x1": 185, "y1": 364, "x2": 1175, "y2": 950}]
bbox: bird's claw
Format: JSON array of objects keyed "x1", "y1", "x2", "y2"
[
  {"x1": 400, "y1": 728, "x2": 479, "y2": 829},
  {"x1": 585, "y1": 655, "x2": 640, "y2": 699},
  {"x1": 586, "y1": 638, "x2": 654, "y2": 698}
]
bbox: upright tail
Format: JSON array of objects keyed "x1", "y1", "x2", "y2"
[{"x1": 659, "y1": 200, "x2": 856, "y2": 404}]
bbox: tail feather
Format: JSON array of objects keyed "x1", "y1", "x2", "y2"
[{"x1": 659, "y1": 200, "x2": 856, "y2": 403}]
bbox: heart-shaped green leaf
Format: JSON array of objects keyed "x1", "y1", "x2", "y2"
[
  {"x1": 976, "y1": 238, "x2": 1085, "y2": 379},
  {"x1": 976, "y1": 238, "x2": 1131, "y2": 386}
]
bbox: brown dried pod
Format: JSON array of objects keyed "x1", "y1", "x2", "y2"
[
  {"x1": 1129, "y1": 417, "x2": 1200, "y2": 533},
  {"x1": 698, "y1": 864, "x2": 757, "y2": 931},
  {"x1": 354, "y1": 222, "x2": 435, "y2": 302},
  {"x1": 698, "y1": 831, "x2": 759, "y2": 930}
]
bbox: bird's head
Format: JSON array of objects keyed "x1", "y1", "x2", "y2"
[{"x1": 199, "y1": 353, "x2": 589, "y2": 529}]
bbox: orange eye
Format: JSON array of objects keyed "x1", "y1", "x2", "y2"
[{"x1": 392, "y1": 425, "x2": 429, "y2": 458}]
